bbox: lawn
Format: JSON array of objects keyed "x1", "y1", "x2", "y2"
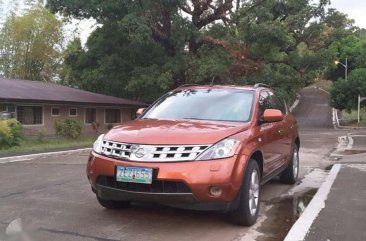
[
  {"x1": 0, "y1": 135, "x2": 96, "y2": 157},
  {"x1": 341, "y1": 110, "x2": 366, "y2": 127}
]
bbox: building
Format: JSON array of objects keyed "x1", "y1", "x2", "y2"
[{"x1": 0, "y1": 78, "x2": 147, "y2": 136}]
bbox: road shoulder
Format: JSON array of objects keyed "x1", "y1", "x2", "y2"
[{"x1": 304, "y1": 162, "x2": 366, "y2": 241}]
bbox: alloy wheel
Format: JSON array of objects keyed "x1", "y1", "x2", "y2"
[{"x1": 248, "y1": 169, "x2": 259, "y2": 216}]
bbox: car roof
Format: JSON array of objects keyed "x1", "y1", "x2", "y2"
[{"x1": 174, "y1": 84, "x2": 271, "y2": 92}]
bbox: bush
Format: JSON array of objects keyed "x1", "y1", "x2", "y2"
[
  {"x1": 36, "y1": 128, "x2": 47, "y2": 142},
  {"x1": 0, "y1": 118, "x2": 23, "y2": 149},
  {"x1": 330, "y1": 68, "x2": 366, "y2": 112},
  {"x1": 54, "y1": 118, "x2": 83, "y2": 139}
]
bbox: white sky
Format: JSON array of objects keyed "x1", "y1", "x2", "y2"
[{"x1": 329, "y1": 0, "x2": 366, "y2": 28}]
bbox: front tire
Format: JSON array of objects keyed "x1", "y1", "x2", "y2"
[
  {"x1": 97, "y1": 196, "x2": 130, "y2": 209},
  {"x1": 229, "y1": 159, "x2": 261, "y2": 226},
  {"x1": 280, "y1": 144, "x2": 299, "y2": 184}
]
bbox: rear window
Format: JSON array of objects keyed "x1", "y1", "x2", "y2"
[{"x1": 142, "y1": 89, "x2": 254, "y2": 122}]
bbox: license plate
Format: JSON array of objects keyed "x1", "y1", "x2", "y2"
[{"x1": 116, "y1": 166, "x2": 153, "y2": 184}]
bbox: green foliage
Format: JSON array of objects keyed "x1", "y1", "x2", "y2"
[
  {"x1": 326, "y1": 34, "x2": 366, "y2": 81},
  {"x1": 0, "y1": 118, "x2": 23, "y2": 149},
  {"x1": 54, "y1": 119, "x2": 82, "y2": 139},
  {"x1": 36, "y1": 128, "x2": 47, "y2": 142},
  {"x1": 48, "y1": 0, "x2": 359, "y2": 103},
  {"x1": 0, "y1": 5, "x2": 64, "y2": 81},
  {"x1": 330, "y1": 68, "x2": 366, "y2": 111}
]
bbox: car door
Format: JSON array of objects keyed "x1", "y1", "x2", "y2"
[
  {"x1": 254, "y1": 90, "x2": 286, "y2": 176},
  {"x1": 269, "y1": 92, "x2": 293, "y2": 164}
]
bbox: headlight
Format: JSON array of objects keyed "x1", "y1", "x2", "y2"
[
  {"x1": 196, "y1": 138, "x2": 241, "y2": 160},
  {"x1": 93, "y1": 134, "x2": 105, "y2": 154}
]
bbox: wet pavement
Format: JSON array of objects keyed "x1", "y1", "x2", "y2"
[
  {"x1": 0, "y1": 87, "x2": 352, "y2": 240},
  {"x1": 304, "y1": 161, "x2": 366, "y2": 241}
]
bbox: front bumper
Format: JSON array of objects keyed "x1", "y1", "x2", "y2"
[{"x1": 87, "y1": 152, "x2": 249, "y2": 209}]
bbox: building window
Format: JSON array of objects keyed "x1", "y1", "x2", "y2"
[
  {"x1": 105, "y1": 108, "x2": 121, "y2": 124},
  {"x1": 51, "y1": 107, "x2": 60, "y2": 117},
  {"x1": 69, "y1": 108, "x2": 77, "y2": 117},
  {"x1": 0, "y1": 104, "x2": 16, "y2": 116},
  {"x1": 85, "y1": 108, "x2": 96, "y2": 124},
  {"x1": 17, "y1": 106, "x2": 43, "y2": 125}
]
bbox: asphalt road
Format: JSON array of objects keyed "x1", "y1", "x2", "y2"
[
  {"x1": 292, "y1": 87, "x2": 333, "y2": 129},
  {"x1": 0, "y1": 87, "x2": 348, "y2": 241}
]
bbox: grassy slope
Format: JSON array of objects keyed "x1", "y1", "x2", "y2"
[{"x1": 341, "y1": 110, "x2": 366, "y2": 127}]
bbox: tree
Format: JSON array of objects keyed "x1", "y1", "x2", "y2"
[
  {"x1": 330, "y1": 68, "x2": 366, "y2": 111},
  {"x1": 48, "y1": 0, "x2": 357, "y2": 102},
  {"x1": 326, "y1": 33, "x2": 366, "y2": 81},
  {"x1": 0, "y1": 5, "x2": 64, "y2": 82}
]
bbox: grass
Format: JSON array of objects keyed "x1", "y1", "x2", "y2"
[
  {"x1": 0, "y1": 135, "x2": 97, "y2": 157},
  {"x1": 341, "y1": 109, "x2": 366, "y2": 127}
]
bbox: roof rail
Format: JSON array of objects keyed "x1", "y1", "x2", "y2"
[
  {"x1": 177, "y1": 84, "x2": 200, "y2": 88},
  {"x1": 254, "y1": 83, "x2": 271, "y2": 89}
]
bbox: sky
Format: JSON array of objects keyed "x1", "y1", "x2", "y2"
[
  {"x1": 330, "y1": 0, "x2": 366, "y2": 28},
  {"x1": 0, "y1": 0, "x2": 365, "y2": 46}
]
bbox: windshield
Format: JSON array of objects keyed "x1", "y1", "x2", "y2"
[{"x1": 142, "y1": 89, "x2": 254, "y2": 122}]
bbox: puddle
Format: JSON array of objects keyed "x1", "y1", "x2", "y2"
[{"x1": 256, "y1": 189, "x2": 317, "y2": 241}]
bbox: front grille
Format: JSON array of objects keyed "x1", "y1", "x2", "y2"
[
  {"x1": 97, "y1": 176, "x2": 192, "y2": 194},
  {"x1": 101, "y1": 140, "x2": 210, "y2": 162}
]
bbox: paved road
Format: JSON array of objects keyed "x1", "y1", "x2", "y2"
[
  {"x1": 0, "y1": 87, "x2": 346, "y2": 241},
  {"x1": 293, "y1": 87, "x2": 333, "y2": 129}
]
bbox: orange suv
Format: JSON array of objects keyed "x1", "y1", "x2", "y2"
[{"x1": 87, "y1": 84, "x2": 300, "y2": 226}]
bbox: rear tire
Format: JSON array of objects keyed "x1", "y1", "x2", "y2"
[
  {"x1": 280, "y1": 144, "x2": 299, "y2": 184},
  {"x1": 97, "y1": 196, "x2": 130, "y2": 209},
  {"x1": 229, "y1": 159, "x2": 261, "y2": 226}
]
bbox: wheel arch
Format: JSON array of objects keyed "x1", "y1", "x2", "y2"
[
  {"x1": 249, "y1": 150, "x2": 264, "y2": 177},
  {"x1": 295, "y1": 136, "x2": 300, "y2": 149}
]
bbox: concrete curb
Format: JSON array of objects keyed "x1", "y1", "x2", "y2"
[
  {"x1": 0, "y1": 148, "x2": 91, "y2": 164},
  {"x1": 289, "y1": 94, "x2": 301, "y2": 112},
  {"x1": 283, "y1": 164, "x2": 342, "y2": 241}
]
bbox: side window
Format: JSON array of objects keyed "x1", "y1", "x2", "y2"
[
  {"x1": 258, "y1": 91, "x2": 272, "y2": 119},
  {"x1": 268, "y1": 92, "x2": 286, "y2": 114}
]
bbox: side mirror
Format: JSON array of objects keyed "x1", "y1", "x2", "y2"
[
  {"x1": 136, "y1": 108, "x2": 146, "y2": 118},
  {"x1": 263, "y1": 109, "x2": 283, "y2": 123}
]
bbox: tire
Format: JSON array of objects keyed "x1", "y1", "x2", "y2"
[
  {"x1": 280, "y1": 143, "x2": 299, "y2": 184},
  {"x1": 229, "y1": 159, "x2": 261, "y2": 226},
  {"x1": 97, "y1": 196, "x2": 130, "y2": 209}
]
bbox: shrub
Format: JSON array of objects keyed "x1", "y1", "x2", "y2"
[
  {"x1": 0, "y1": 118, "x2": 23, "y2": 149},
  {"x1": 36, "y1": 128, "x2": 47, "y2": 142},
  {"x1": 54, "y1": 118, "x2": 83, "y2": 139},
  {"x1": 330, "y1": 68, "x2": 366, "y2": 112}
]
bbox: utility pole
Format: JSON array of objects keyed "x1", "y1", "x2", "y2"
[
  {"x1": 335, "y1": 57, "x2": 348, "y2": 81},
  {"x1": 345, "y1": 57, "x2": 348, "y2": 82}
]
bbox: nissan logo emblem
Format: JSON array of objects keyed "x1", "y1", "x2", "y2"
[{"x1": 134, "y1": 148, "x2": 145, "y2": 158}]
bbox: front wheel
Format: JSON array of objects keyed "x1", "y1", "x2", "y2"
[
  {"x1": 97, "y1": 196, "x2": 130, "y2": 209},
  {"x1": 229, "y1": 159, "x2": 261, "y2": 226},
  {"x1": 280, "y1": 144, "x2": 299, "y2": 184}
]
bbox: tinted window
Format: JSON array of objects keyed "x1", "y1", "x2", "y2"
[
  {"x1": 258, "y1": 91, "x2": 272, "y2": 118},
  {"x1": 143, "y1": 89, "x2": 254, "y2": 122},
  {"x1": 269, "y1": 92, "x2": 286, "y2": 114}
]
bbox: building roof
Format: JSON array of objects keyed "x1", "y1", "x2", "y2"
[{"x1": 0, "y1": 78, "x2": 147, "y2": 107}]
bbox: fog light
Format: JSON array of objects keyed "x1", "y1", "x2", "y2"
[{"x1": 210, "y1": 186, "x2": 222, "y2": 197}]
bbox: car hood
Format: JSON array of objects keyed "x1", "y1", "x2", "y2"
[{"x1": 104, "y1": 119, "x2": 250, "y2": 145}]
